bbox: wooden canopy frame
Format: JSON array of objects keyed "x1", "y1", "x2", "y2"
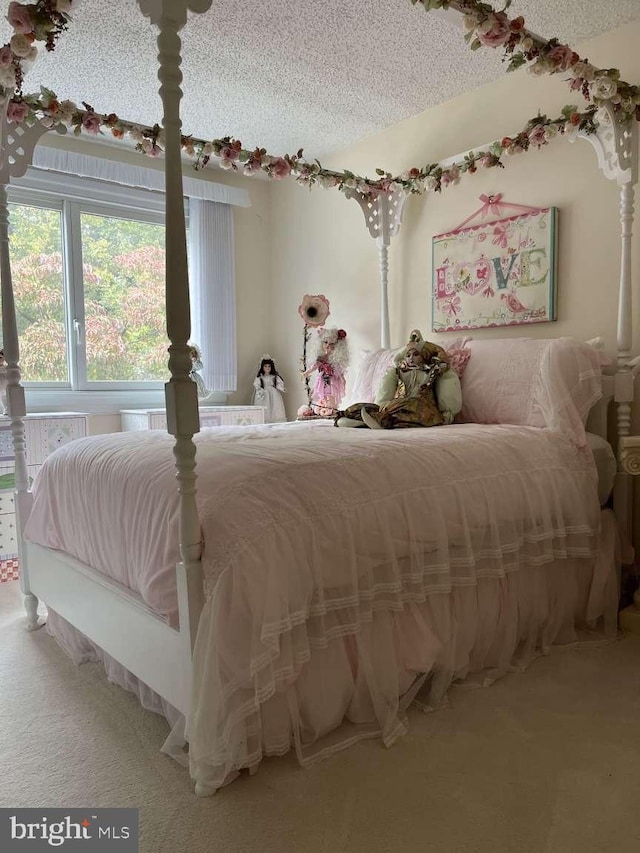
[{"x1": 1, "y1": 0, "x2": 640, "y2": 795}]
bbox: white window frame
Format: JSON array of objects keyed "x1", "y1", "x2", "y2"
[
  {"x1": 5, "y1": 170, "x2": 215, "y2": 413},
  {"x1": 68, "y1": 200, "x2": 167, "y2": 392}
]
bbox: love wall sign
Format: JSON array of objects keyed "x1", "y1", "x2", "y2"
[{"x1": 431, "y1": 207, "x2": 557, "y2": 332}]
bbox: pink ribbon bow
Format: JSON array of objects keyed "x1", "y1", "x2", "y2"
[{"x1": 478, "y1": 193, "x2": 504, "y2": 217}]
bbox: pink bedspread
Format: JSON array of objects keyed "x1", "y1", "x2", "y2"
[{"x1": 25, "y1": 420, "x2": 616, "y2": 790}]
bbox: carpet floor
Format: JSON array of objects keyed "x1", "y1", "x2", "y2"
[{"x1": 2, "y1": 580, "x2": 640, "y2": 853}]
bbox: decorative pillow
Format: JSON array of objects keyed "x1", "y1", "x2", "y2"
[
  {"x1": 347, "y1": 348, "x2": 398, "y2": 406},
  {"x1": 459, "y1": 337, "x2": 603, "y2": 445},
  {"x1": 446, "y1": 346, "x2": 471, "y2": 379},
  {"x1": 435, "y1": 369, "x2": 462, "y2": 423}
]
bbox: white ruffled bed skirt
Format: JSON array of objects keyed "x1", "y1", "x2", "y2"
[{"x1": 45, "y1": 508, "x2": 623, "y2": 792}]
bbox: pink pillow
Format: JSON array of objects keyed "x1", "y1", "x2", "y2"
[
  {"x1": 460, "y1": 337, "x2": 603, "y2": 445},
  {"x1": 446, "y1": 346, "x2": 471, "y2": 379}
]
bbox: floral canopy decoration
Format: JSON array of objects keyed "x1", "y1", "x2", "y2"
[
  {"x1": 1, "y1": 1, "x2": 71, "y2": 99},
  {"x1": 414, "y1": 0, "x2": 639, "y2": 126},
  {"x1": 0, "y1": 0, "x2": 639, "y2": 202}
]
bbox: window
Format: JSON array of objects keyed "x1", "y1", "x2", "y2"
[
  {"x1": 2, "y1": 168, "x2": 235, "y2": 414},
  {"x1": 3, "y1": 178, "x2": 172, "y2": 393},
  {"x1": 6, "y1": 204, "x2": 67, "y2": 383},
  {"x1": 79, "y1": 211, "x2": 166, "y2": 383}
]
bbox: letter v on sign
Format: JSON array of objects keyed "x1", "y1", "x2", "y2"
[{"x1": 491, "y1": 253, "x2": 518, "y2": 290}]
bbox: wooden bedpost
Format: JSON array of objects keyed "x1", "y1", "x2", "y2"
[
  {"x1": 138, "y1": 0, "x2": 212, "y2": 657},
  {"x1": 578, "y1": 104, "x2": 640, "y2": 635},
  {"x1": 0, "y1": 96, "x2": 60, "y2": 630},
  {"x1": 578, "y1": 105, "x2": 640, "y2": 543},
  {"x1": 346, "y1": 189, "x2": 408, "y2": 348}
]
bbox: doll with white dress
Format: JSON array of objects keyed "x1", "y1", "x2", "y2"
[
  {"x1": 189, "y1": 343, "x2": 210, "y2": 398},
  {"x1": 252, "y1": 355, "x2": 286, "y2": 423}
]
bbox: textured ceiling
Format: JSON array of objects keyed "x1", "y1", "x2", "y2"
[{"x1": 3, "y1": 0, "x2": 640, "y2": 158}]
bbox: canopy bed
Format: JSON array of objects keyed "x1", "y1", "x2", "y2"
[{"x1": 1, "y1": 0, "x2": 640, "y2": 796}]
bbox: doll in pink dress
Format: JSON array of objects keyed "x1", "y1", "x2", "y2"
[{"x1": 303, "y1": 327, "x2": 349, "y2": 416}]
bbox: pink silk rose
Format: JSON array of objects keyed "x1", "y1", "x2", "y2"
[
  {"x1": 401, "y1": 167, "x2": 421, "y2": 181},
  {"x1": 7, "y1": 2, "x2": 33, "y2": 34},
  {"x1": 219, "y1": 145, "x2": 240, "y2": 170},
  {"x1": 6, "y1": 99, "x2": 28, "y2": 123},
  {"x1": 81, "y1": 112, "x2": 102, "y2": 134},
  {"x1": 528, "y1": 124, "x2": 547, "y2": 147},
  {"x1": 0, "y1": 45, "x2": 13, "y2": 68},
  {"x1": 441, "y1": 166, "x2": 460, "y2": 187},
  {"x1": 476, "y1": 13, "x2": 511, "y2": 48},
  {"x1": 547, "y1": 44, "x2": 578, "y2": 72},
  {"x1": 270, "y1": 157, "x2": 291, "y2": 179},
  {"x1": 219, "y1": 145, "x2": 239, "y2": 163},
  {"x1": 141, "y1": 138, "x2": 161, "y2": 157}
]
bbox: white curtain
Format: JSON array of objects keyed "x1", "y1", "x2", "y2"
[
  {"x1": 188, "y1": 199, "x2": 237, "y2": 391},
  {"x1": 32, "y1": 145, "x2": 250, "y2": 206}
]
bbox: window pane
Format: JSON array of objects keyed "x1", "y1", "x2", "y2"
[
  {"x1": 80, "y1": 213, "x2": 167, "y2": 381},
  {"x1": 5, "y1": 204, "x2": 68, "y2": 382}
]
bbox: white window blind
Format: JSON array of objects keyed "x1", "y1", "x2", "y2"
[{"x1": 188, "y1": 200, "x2": 237, "y2": 392}]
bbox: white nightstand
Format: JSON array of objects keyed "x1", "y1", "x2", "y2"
[
  {"x1": 120, "y1": 405, "x2": 265, "y2": 432},
  {"x1": 0, "y1": 412, "x2": 89, "y2": 578}
]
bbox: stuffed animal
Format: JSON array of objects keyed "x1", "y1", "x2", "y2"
[{"x1": 335, "y1": 330, "x2": 462, "y2": 429}]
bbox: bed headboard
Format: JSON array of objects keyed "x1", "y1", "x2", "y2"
[{"x1": 586, "y1": 373, "x2": 615, "y2": 443}]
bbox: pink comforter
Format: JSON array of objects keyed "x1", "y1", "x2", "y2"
[{"x1": 25, "y1": 420, "x2": 615, "y2": 790}]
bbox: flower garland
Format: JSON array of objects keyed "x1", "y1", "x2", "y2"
[
  {"x1": 0, "y1": 0, "x2": 627, "y2": 202},
  {"x1": 9, "y1": 86, "x2": 600, "y2": 200},
  {"x1": 0, "y1": 1, "x2": 73, "y2": 99},
  {"x1": 412, "y1": 0, "x2": 640, "y2": 125}
]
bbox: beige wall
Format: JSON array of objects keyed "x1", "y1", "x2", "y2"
[{"x1": 269, "y1": 20, "x2": 640, "y2": 420}]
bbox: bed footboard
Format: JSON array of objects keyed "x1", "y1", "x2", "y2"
[{"x1": 24, "y1": 541, "x2": 194, "y2": 714}]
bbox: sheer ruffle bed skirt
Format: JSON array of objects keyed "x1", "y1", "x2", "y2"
[{"x1": 45, "y1": 509, "x2": 622, "y2": 793}]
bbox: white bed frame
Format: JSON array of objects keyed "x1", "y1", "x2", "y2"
[{"x1": 1, "y1": 0, "x2": 640, "y2": 796}]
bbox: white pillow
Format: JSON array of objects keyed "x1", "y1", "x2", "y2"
[
  {"x1": 460, "y1": 337, "x2": 603, "y2": 445},
  {"x1": 585, "y1": 432, "x2": 616, "y2": 506},
  {"x1": 347, "y1": 348, "x2": 398, "y2": 406}
]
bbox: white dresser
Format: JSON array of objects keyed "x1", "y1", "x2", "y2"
[
  {"x1": 0, "y1": 412, "x2": 89, "y2": 580},
  {"x1": 120, "y1": 405, "x2": 265, "y2": 432}
]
